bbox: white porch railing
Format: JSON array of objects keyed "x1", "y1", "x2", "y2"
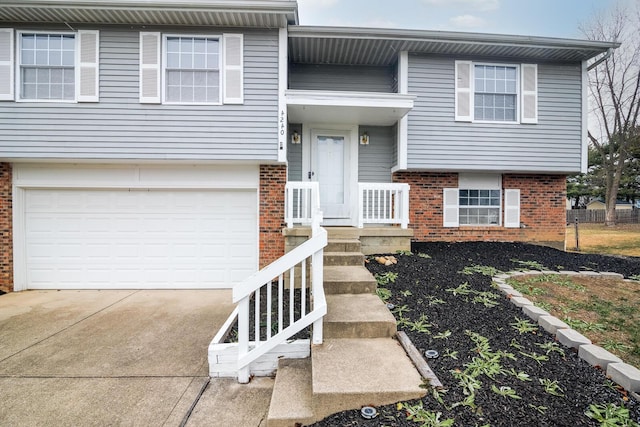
[
  {"x1": 233, "y1": 211, "x2": 327, "y2": 383},
  {"x1": 358, "y1": 183, "x2": 410, "y2": 229},
  {"x1": 285, "y1": 182, "x2": 320, "y2": 228}
]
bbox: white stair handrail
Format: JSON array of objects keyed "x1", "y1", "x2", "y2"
[{"x1": 235, "y1": 207, "x2": 326, "y2": 383}]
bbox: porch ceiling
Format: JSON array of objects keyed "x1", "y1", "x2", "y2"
[
  {"x1": 288, "y1": 26, "x2": 619, "y2": 66},
  {"x1": 286, "y1": 90, "x2": 414, "y2": 126}
]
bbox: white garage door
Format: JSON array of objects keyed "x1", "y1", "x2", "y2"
[{"x1": 24, "y1": 189, "x2": 258, "y2": 289}]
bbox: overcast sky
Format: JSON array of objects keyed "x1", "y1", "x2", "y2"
[{"x1": 296, "y1": 0, "x2": 632, "y2": 40}]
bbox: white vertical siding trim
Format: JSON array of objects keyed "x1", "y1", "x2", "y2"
[
  {"x1": 139, "y1": 32, "x2": 161, "y2": 103},
  {"x1": 520, "y1": 64, "x2": 538, "y2": 124},
  {"x1": 581, "y1": 60, "x2": 589, "y2": 173},
  {"x1": 454, "y1": 60, "x2": 473, "y2": 122},
  {"x1": 443, "y1": 188, "x2": 459, "y2": 227},
  {"x1": 223, "y1": 33, "x2": 243, "y2": 104},
  {"x1": 394, "y1": 51, "x2": 409, "y2": 170},
  {"x1": 77, "y1": 30, "x2": 99, "y2": 102},
  {"x1": 277, "y1": 28, "x2": 287, "y2": 163},
  {"x1": 0, "y1": 28, "x2": 14, "y2": 101},
  {"x1": 504, "y1": 189, "x2": 520, "y2": 228},
  {"x1": 12, "y1": 185, "x2": 26, "y2": 291}
]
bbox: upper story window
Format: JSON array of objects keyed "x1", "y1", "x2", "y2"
[
  {"x1": 0, "y1": 29, "x2": 99, "y2": 102},
  {"x1": 164, "y1": 36, "x2": 220, "y2": 104},
  {"x1": 473, "y1": 65, "x2": 517, "y2": 122},
  {"x1": 455, "y1": 61, "x2": 537, "y2": 124},
  {"x1": 20, "y1": 33, "x2": 75, "y2": 100},
  {"x1": 140, "y1": 32, "x2": 243, "y2": 105}
]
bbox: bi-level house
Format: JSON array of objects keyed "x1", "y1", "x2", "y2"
[
  {"x1": 0, "y1": 0, "x2": 615, "y2": 293},
  {"x1": 0, "y1": 0, "x2": 619, "y2": 422}
]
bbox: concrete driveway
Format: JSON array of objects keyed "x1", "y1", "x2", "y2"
[{"x1": 0, "y1": 289, "x2": 274, "y2": 426}]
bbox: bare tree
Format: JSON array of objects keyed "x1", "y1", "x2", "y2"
[{"x1": 582, "y1": 3, "x2": 640, "y2": 226}]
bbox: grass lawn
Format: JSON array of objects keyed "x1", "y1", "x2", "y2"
[
  {"x1": 508, "y1": 273, "x2": 640, "y2": 370},
  {"x1": 565, "y1": 222, "x2": 640, "y2": 257}
]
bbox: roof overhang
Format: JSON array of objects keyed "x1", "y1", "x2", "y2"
[
  {"x1": 286, "y1": 90, "x2": 415, "y2": 126},
  {"x1": 0, "y1": 0, "x2": 298, "y2": 27},
  {"x1": 289, "y1": 26, "x2": 620, "y2": 66}
]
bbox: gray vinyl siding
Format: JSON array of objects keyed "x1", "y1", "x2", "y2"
[
  {"x1": 358, "y1": 126, "x2": 395, "y2": 182},
  {"x1": 287, "y1": 123, "x2": 303, "y2": 181},
  {"x1": 406, "y1": 54, "x2": 583, "y2": 173},
  {"x1": 0, "y1": 27, "x2": 279, "y2": 161},
  {"x1": 289, "y1": 64, "x2": 395, "y2": 93}
]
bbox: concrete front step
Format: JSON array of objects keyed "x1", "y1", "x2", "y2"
[
  {"x1": 324, "y1": 252, "x2": 364, "y2": 267},
  {"x1": 324, "y1": 265, "x2": 377, "y2": 294},
  {"x1": 311, "y1": 338, "x2": 426, "y2": 421},
  {"x1": 326, "y1": 239, "x2": 361, "y2": 253},
  {"x1": 324, "y1": 294, "x2": 397, "y2": 339},
  {"x1": 267, "y1": 358, "x2": 315, "y2": 427},
  {"x1": 325, "y1": 227, "x2": 361, "y2": 239}
]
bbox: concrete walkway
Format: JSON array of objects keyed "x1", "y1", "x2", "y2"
[{"x1": 0, "y1": 289, "x2": 273, "y2": 426}]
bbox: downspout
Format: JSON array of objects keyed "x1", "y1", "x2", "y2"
[{"x1": 587, "y1": 48, "x2": 614, "y2": 71}]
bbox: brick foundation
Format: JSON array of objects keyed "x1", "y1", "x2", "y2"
[
  {"x1": 259, "y1": 164, "x2": 286, "y2": 268},
  {"x1": 0, "y1": 163, "x2": 12, "y2": 292},
  {"x1": 393, "y1": 172, "x2": 566, "y2": 250}
]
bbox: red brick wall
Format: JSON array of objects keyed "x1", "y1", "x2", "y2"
[
  {"x1": 259, "y1": 164, "x2": 286, "y2": 268},
  {"x1": 0, "y1": 163, "x2": 12, "y2": 292},
  {"x1": 393, "y1": 172, "x2": 566, "y2": 249}
]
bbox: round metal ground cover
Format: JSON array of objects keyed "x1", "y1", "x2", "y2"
[{"x1": 360, "y1": 406, "x2": 378, "y2": 419}]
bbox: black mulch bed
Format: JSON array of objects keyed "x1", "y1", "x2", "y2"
[{"x1": 310, "y1": 242, "x2": 640, "y2": 427}]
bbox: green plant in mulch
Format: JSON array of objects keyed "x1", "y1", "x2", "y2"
[
  {"x1": 519, "y1": 351, "x2": 549, "y2": 365},
  {"x1": 445, "y1": 282, "x2": 501, "y2": 308},
  {"x1": 534, "y1": 341, "x2": 565, "y2": 357},
  {"x1": 391, "y1": 304, "x2": 411, "y2": 317},
  {"x1": 585, "y1": 403, "x2": 639, "y2": 427},
  {"x1": 459, "y1": 264, "x2": 502, "y2": 277},
  {"x1": 510, "y1": 317, "x2": 538, "y2": 334},
  {"x1": 539, "y1": 378, "x2": 565, "y2": 397},
  {"x1": 507, "y1": 368, "x2": 532, "y2": 382},
  {"x1": 396, "y1": 250, "x2": 413, "y2": 256},
  {"x1": 399, "y1": 401, "x2": 455, "y2": 427},
  {"x1": 376, "y1": 287, "x2": 392, "y2": 302},
  {"x1": 433, "y1": 330, "x2": 452, "y2": 340},
  {"x1": 529, "y1": 404, "x2": 548, "y2": 414},
  {"x1": 375, "y1": 272, "x2": 398, "y2": 286},
  {"x1": 417, "y1": 252, "x2": 432, "y2": 259},
  {"x1": 405, "y1": 314, "x2": 432, "y2": 334},
  {"x1": 491, "y1": 385, "x2": 522, "y2": 399}
]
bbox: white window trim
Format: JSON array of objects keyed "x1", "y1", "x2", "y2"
[
  {"x1": 16, "y1": 30, "x2": 78, "y2": 103},
  {"x1": 471, "y1": 62, "x2": 520, "y2": 125},
  {"x1": 161, "y1": 33, "x2": 223, "y2": 106}
]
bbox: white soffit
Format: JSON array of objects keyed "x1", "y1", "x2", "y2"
[{"x1": 286, "y1": 90, "x2": 414, "y2": 125}]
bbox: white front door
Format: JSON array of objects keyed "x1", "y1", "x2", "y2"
[{"x1": 311, "y1": 129, "x2": 353, "y2": 220}]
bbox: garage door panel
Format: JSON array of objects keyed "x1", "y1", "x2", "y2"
[{"x1": 24, "y1": 188, "x2": 258, "y2": 289}]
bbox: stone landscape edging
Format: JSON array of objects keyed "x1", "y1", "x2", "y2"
[{"x1": 492, "y1": 270, "x2": 640, "y2": 396}]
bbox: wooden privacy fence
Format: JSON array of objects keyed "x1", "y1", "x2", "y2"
[{"x1": 567, "y1": 209, "x2": 640, "y2": 224}]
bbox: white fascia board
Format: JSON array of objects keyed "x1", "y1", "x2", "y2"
[{"x1": 285, "y1": 90, "x2": 415, "y2": 109}]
